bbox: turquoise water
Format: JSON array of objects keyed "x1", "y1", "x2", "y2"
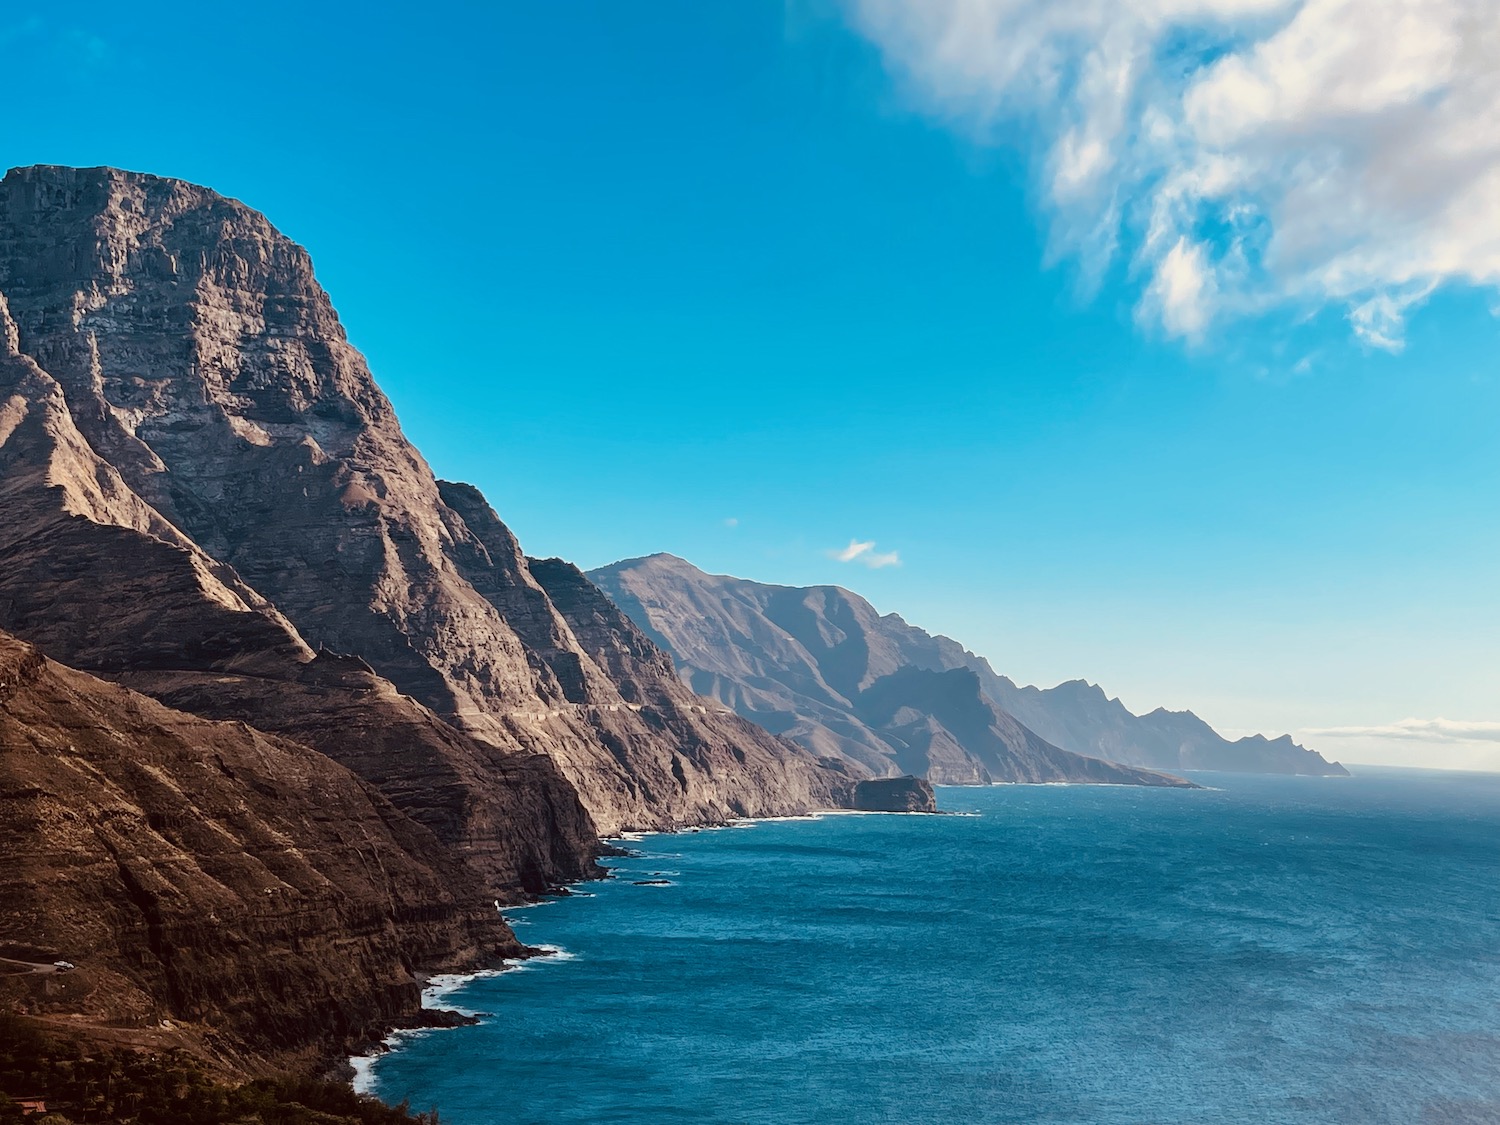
[{"x1": 364, "y1": 770, "x2": 1500, "y2": 1124}]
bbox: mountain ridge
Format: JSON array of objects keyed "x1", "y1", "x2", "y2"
[
  {"x1": 0, "y1": 164, "x2": 869, "y2": 1074},
  {"x1": 588, "y1": 552, "x2": 1347, "y2": 778}
]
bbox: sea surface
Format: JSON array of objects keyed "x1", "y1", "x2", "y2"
[{"x1": 360, "y1": 769, "x2": 1500, "y2": 1125}]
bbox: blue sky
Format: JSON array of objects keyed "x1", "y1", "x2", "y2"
[{"x1": 5, "y1": 1, "x2": 1497, "y2": 767}]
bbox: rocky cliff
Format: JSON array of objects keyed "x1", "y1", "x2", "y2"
[
  {"x1": 0, "y1": 164, "x2": 872, "y2": 1076},
  {"x1": 0, "y1": 632, "x2": 513, "y2": 1071},
  {"x1": 0, "y1": 242, "x2": 598, "y2": 895},
  {"x1": 0, "y1": 164, "x2": 855, "y2": 845},
  {"x1": 590, "y1": 554, "x2": 1195, "y2": 786},
  {"x1": 588, "y1": 553, "x2": 1345, "y2": 778},
  {"x1": 852, "y1": 777, "x2": 938, "y2": 813}
]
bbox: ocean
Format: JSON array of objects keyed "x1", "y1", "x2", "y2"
[{"x1": 358, "y1": 769, "x2": 1500, "y2": 1124}]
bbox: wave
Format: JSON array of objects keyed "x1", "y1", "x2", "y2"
[{"x1": 349, "y1": 1052, "x2": 380, "y2": 1096}]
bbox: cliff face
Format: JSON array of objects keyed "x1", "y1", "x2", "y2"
[
  {"x1": 0, "y1": 164, "x2": 853, "y2": 841},
  {"x1": 0, "y1": 272, "x2": 598, "y2": 895},
  {"x1": 524, "y1": 555, "x2": 857, "y2": 820},
  {"x1": 0, "y1": 632, "x2": 512, "y2": 1069},
  {"x1": 589, "y1": 555, "x2": 1193, "y2": 786},
  {"x1": 589, "y1": 553, "x2": 1344, "y2": 780}
]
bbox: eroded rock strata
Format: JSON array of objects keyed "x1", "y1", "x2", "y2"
[
  {"x1": 0, "y1": 632, "x2": 512, "y2": 1071},
  {"x1": 0, "y1": 273, "x2": 598, "y2": 896},
  {"x1": 0, "y1": 163, "x2": 856, "y2": 837},
  {"x1": 0, "y1": 163, "x2": 865, "y2": 1072}
]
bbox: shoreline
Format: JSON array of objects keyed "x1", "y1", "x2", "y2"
[{"x1": 348, "y1": 783, "x2": 1212, "y2": 1099}]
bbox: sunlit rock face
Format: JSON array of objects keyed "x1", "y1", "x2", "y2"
[
  {"x1": 0, "y1": 164, "x2": 855, "y2": 848},
  {"x1": 590, "y1": 552, "x2": 1342, "y2": 780}
]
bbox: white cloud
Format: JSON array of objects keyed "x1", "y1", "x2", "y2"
[
  {"x1": 842, "y1": 0, "x2": 1500, "y2": 348},
  {"x1": 828, "y1": 538, "x2": 902, "y2": 567},
  {"x1": 1302, "y1": 717, "x2": 1500, "y2": 744},
  {"x1": 1140, "y1": 236, "x2": 1216, "y2": 339},
  {"x1": 723, "y1": 517, "x2": 739, "y2": 527}
]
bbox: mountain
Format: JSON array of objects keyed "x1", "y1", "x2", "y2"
[
  {"x1": 588, "y1": 554, "x2": 1347, "y2": 778},
  {"x1": 0, "y1": 164, "x2": 871, "y2": 1074},
  {"x1": 0, "y1": 164, "x2": 856, "y2": 848},
  {"x1": 590, "y1": 555, "x2": 1195, "y2": 787},
  {"x1": 0, "y1": 630, "x2": 513, "y2": 1069}
]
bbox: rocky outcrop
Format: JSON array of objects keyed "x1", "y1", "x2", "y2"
[
  {"x1": 0, "y1": 270, "x2": 598, "y2": 895},
  {"x1": 0, "y1": 164, "x2": 857, "y2": 846},
  {"x1": 589, "y1": 554, "x2": 1200, "y2": 786},
  {"x1": 0, "y1": 631, "x2": 513, "y2": 1069},
  {"x1": 852, "y1": 777, "x2": 937, "y2": 813}
]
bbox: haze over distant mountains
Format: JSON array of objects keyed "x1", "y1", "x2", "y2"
[{"x1": 589, "y1": 554, "x2": 1347, "y2": 780}]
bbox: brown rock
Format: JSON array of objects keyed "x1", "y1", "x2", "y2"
[
  {"x1": 0, "y1": 631, "x2": 512, "y2": 1069},
  {"x1": 0, "y1": 276, "x2": 598, "y2": 897},
  {"x1": 0, "y1": 164, "x2": 853, "y2": 845}
]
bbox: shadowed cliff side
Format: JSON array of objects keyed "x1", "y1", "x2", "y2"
[
  {"x1": 0, "y1": 164, "x2": 856, "y2": 835},
  {"x1": 0, "y1": 632, "x2": 515, "y2": 1072}
]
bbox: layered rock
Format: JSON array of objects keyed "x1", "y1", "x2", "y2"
[
  {"x1": 0, "y1": 631, "x2": 512, "y2": 1069},
  {"x1": 589, "y1": 553, "x2": 1341, "y2": 779},
  {"x1": 0, "y1": 164, "x2": 853, "y2": 847},
  {"x1": 0, "y1": 275, "x2": 597, "y2": 895}
]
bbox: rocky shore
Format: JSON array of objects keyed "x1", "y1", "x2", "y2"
[{"x1": 0, "y1": 164, "x2": 876, "y2": 1088}]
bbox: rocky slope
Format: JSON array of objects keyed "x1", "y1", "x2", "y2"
[
  {"x1": 589, "y1": 554, "x2": 1346, "y2": 778},
  {"x1": 0, "y1": 163, "x2": 855, "y2": 841},
  {"x1": 590, "y1": 555, "x2": 1195, "y2": 786},
  {"x1": 0, "y1": 260, "x2": 598, "y2": 894},
  {"x1": 0, "y1": 631, "x2": 514, "y2": 1071}
]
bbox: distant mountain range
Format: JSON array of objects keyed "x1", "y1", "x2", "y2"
[{"x1": 589, "y1": 554, "x2": 1347, "y2": 779}]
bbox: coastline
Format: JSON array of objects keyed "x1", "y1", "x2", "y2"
[
  {"x1": 345, "y1": 809, "x2": 873, "y2": 1095},
  {"x1": 349, "y1": 785, "x2": 1232, "y2": 1098}
]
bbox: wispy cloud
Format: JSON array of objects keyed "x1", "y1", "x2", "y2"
[
  {"x1": 723, "y1": 517, "x2": 739, "y2": 528},
  {"x1": 828, "y1": 538, "x2": 902, "y2": 568},
  {"x1": 1302, "y1": 718, "x2": 1500, "y2": 745},
  {"x1": 842, "y1": 0, "x2": 1500, "y2": 349}
]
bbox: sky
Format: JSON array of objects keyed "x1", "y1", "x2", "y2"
[{"x1": 4, "y1": 1, "x2": 1497, "y2": 769}]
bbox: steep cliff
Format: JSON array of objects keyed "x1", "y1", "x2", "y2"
[
  {"x1": 0, "y1": 273, "x2": 598, "y2": 895},
  {"x1": 0, "y1": 163, "x2": 854, "y2": 839},
  {"x1": 589, "y1": 555, "x2": 1193, "y2": 786},
  {"x1": 590, "y1": 553, "x2": 1343, "y2": 779},
  {"x1": 0, "y1": 632, "x2": 513, "y2": 1070}
]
